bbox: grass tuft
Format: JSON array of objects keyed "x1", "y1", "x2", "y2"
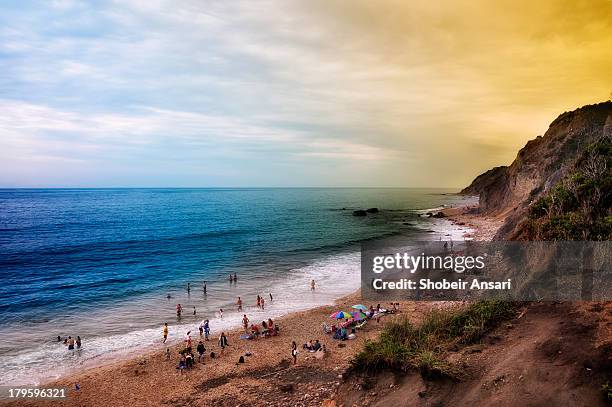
[{"x1": 351, "y1": 300, "x2": 518, "y2": 380}]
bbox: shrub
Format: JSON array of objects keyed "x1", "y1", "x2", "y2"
[{"x1": 351, "y1": 300, "x2": 518, "y2": 379}]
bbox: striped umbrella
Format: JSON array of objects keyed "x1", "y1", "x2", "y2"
[{"x1": 330, "y1": 311, "x2": 351, "y2": 319}]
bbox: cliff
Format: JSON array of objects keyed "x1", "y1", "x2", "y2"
[{"x1": 463, "y1": 101, "x2": 612, "y2": 239}]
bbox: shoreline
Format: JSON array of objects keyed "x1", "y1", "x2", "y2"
[{"x1": 6, "y1": 202, "x2": 483, "y2": 406}]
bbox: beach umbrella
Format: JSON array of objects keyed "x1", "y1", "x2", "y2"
[
  {"x1": 351, "y1": 304, "x2": 368, "y2": 311},
  {"x1": 351, "y1": 311, "x2": 367, "y2": 321},
  {"x1": 330, "y1": 311, "x2": 351, "y2": 319}
]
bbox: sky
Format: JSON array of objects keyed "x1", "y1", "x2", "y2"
[{"x1": 1, "y1": 0, "x2": 611, "y2": 188}]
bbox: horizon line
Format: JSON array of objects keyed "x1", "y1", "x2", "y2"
[{"x1": 0, "y1": 186, "x2": 465, "y2": 190}]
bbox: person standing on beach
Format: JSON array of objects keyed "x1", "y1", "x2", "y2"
[
  {"x1": 229, "y1": 274, "x2": 233, "y2": 283},
  {"x1": 197, "y1": 341, "x2": 206, "y2": 363},
  {"x1": 203, "y1": 281, "x2": 207, "y2": 294},
  {"x1": 185, "y1": 331, "x2": 192, "y2": 352},
  {"x1": 260, "y1": 297, "x2": 265, "y2": 310},
  {"x1": 233, "y1": 272, "x2": 237, "y2": 282},
  {"x1": 311, "y1": 280, "x2": 316, "y2": 291},
  {"x1": 203, "y1": 319, "x2": 210, "y2": 341},
  {"x1": 76, "y1": 336, "x2": 82, "y2": 349},
  {"x1": 219, "y1": 308, "x2": 224, "y2": 318},
  {"x1": 218, "y1": 332, "x2": 228, "y2": 355},
  {"x1": 291, "y1": 341, "x2": 297, "y2": 364},
  {"x1": 163, "y1": 323, "x2": 169, "y2": 343},
  {"x1": 242, "y1": 314, "x2": 249, "y2": 333},
  {"x1": 237, "y1": 296, "x2": 243, "y2": 311},
  {"x1": 187, "y1": 282, "x2": 190, "y2": 293},
  {"x1": 198, "y1": 320, "x2": 204, "y2": 337},
  {"x1": 67, "y1": 336, "x2": 75, "y2": 351},
  {"x1": 269, "y1": 293, "x2": 273, "y2": 302},
  {"x1": 193, "y1": 306, "x2": 196, "y2": 316},
  {"x1": 176, "y1": 303, "x2": 183, "y2": 317},
  {"x1": 256, "y1": 295, "x2": 261, "y2": 309}
]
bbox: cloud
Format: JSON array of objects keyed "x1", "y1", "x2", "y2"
[{"x1": 0, "y1": 0, "x2": 610, "y2": 187}]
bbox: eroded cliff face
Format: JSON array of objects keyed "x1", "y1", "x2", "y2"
[{"x1": 462, "y1": 101, "x2": 612, "y2": 239}]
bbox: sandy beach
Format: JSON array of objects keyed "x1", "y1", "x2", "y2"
[
  {"x1": 5, "y1": 202, "x2": 482, "y2": 407},
  {"x1": 8, "y1": 294, "x2": 456, "y2": 407}
]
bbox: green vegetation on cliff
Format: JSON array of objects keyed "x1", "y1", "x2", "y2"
[
  {"x1": 351, "y1": 300, "x2": 517, "y2": 379},
  {"x1": 522, "y1": 135, "x2": 611, "y2": 240}
]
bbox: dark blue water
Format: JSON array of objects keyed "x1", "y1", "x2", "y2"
[{"x1": 0, "y1": 188, "x2": 468, "y2": 384}]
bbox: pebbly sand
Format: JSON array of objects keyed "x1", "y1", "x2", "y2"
[{"x1": 5, "y1": 200, "x2": 491, "y2": 407}]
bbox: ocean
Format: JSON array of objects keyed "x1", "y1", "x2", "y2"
[{"x1": 0, "y1": 188, "x2": 473, "y2": 385}]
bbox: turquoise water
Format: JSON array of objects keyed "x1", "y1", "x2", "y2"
[{"x1": 0, "y1": 188, "x2": 470, "y2": 384}]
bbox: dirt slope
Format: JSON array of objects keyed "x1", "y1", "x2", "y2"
[{"x1": 336, "y1": 302, "x2": 612, "y2": 407}]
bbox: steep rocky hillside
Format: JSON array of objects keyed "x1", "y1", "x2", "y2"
[
  {"x1": 462, "y1": 101, "x2": 612, "y2": 239},
  {"x1": 459, "y1": 166, "x2": 507, "y2": 196}
]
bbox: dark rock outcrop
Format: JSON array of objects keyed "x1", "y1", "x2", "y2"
[
  {"x1": 353, "y1": 210, "x2": 367, "y2": 217},
  {"x1": 365, "y1": 208, "x2": 379, "y2": 213},
  {"x1": 460, "y1": 166, "x2": 507, "y2": 197}
]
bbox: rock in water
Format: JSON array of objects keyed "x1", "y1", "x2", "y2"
[
  {"x1": 365, "y1": 207, "x2": 379, "y2": 213},
  {"x1": 353, "y1": 210, "x2": 367, "y2": 216}
]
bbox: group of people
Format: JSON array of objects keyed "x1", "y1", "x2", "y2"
[
  {"x1": 174, "y1": 277, "x2": 316, "y2": 320},
  {"x1": 302, "y1": 339, "x2": 322, "y2": 352},
  {"x1": 325, "y1": 303, "x2": 401, "y2": 341},
  {"x1": 175, "y1": 303, "x2": 200, "y2": 318},
  {"x1": 175, "y1": 330, "x2": 229, "y2": 373},
  {"x1": 166, "y1": 277, "x2": 322, "y2": 373},
  {"x1": 57, "y1": 335, "x2": 82, "y2": 351},
  {"x1": 240, "y1": 315, "x2": 278, "y2": 339},
  {"x1": 236, "y1": 293, "x2": 274, "y2": 312}
]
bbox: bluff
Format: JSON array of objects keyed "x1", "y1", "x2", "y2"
[{"x1": 462, "y1": 101, "x2": 612, "y2": 240}]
